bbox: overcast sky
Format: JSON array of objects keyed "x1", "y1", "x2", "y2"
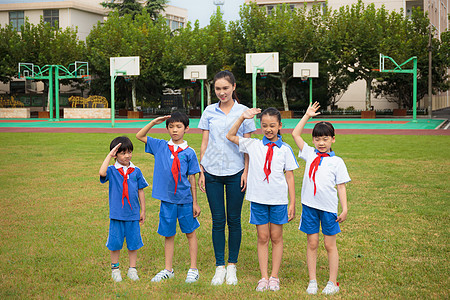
[{"x1": 168, "y1": 0, "x2": 245, "y2": 27}]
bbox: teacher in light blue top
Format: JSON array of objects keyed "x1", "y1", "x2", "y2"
[{"x1": 198, "y1": 70, "x2": 256, "y2": 286}]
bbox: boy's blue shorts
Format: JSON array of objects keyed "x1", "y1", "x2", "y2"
[
  {"x1": 249, "y1": 202, "x2": 288, "y2": 225},
  {"x1": 106, "y1": 219, "x2": 143, "y2": 251},
  {"x1": 299, "y1": 204, "x2": 341, "y2": 236},
  {"x1": 157, "y1": 201, "x2": 200, "y2": 237}
]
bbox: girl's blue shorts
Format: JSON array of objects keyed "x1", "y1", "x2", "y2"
[
  {"x1": 299, "y1": 204, "x2": 341, "y2": 236},
  {"x1": 249, "y1": 202, "x2": 288, "y2": 225},
  {"x1": 157, "y1": 201, "x2": 200, "y2": 237},
  {"x1": 106, "y1": 219, "x2": 143, "y2": 251}
]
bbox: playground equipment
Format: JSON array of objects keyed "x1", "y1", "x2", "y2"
[
  {"x1": 68, "y1": 95, "x2": 108, "y2": 108},
  {"x1": 293, "y1": 62, "x2": 319, "y2": 104},
  {"x1": 110, "y1": 56, "x2": 140, "y2": 127},
  {"x1": 0, "y1": 95, "x2": 24, "y2": 108},
  {"x1": 184, "y1": 65, "x2": 207, "y2": 114},
  {"x1": 374, "y1": 54, "x2": 418, "y2": 122},
  {"x1": 246, "y1": 52, "x2": 279, "y2": 110},
  {"x1": 18, "y1": 61, "x2": 89, "y2": 121}
]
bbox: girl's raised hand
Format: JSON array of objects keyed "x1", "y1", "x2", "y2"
[
  {"x1": 306, "y1": 102, "x2": 321, "y2": 118},
  {"x1": 242, "y1": 108, "x2": 261, "y2": 119},
  {"x1": 152, "y1": 115, "x2": 171, "y2": 125}
]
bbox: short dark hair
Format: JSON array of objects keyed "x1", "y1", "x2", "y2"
[
  {"x1": 312, "y1": 121, "x2": 335, "y2": 137},
  {"x1": 260, "y1": 107, "x2": 281, "y2": 123},
  {"x1": 110, "y1": 136, "x2": 133, "y2": 152},
  {"x1": 166, "y1": 111, "x2": 189, "y2": 128}
]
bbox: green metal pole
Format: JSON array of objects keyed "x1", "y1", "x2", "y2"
[
  {"x1": 48, "y1": 66, "x2": 54, "y2": 121},
  {"x1": 55, "y1": 65, "x2": 60, "y2": 121},
  {"x1": 252, "y1": 67, "x2": 257, "y2": 109},
  {"x1": 412, "y1": 57, "x2": 417, "y2": 122},
  {"x1": 309, "y1": 77, "x2": 313, "y2": 104},
  {"x1": 200, "y1": 79, "x2": 204, "y2": 114},
  {"x1": 111, "y1": 74, "x2": 115, "y2": 128}
]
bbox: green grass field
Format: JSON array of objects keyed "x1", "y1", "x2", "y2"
[{"x1": 0, "y1": 132, "x2": 448, "y2": 299}]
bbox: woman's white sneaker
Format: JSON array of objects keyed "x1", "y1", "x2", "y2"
[
  {"x1": 226, "y1": 265, "x2": 238, "y2": 285},
  {"x1": 211, "y1": 266, "x2": 226, "y2": 285}
]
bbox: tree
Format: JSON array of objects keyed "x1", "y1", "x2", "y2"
[
  {"x1": 86, "y1": 10, "x2": 169, "y2": 110},
  {"x1": 233, "y1": 3, "x2": 330, "y2": 111},
  {"x1": 145, "y1": 0, "x2": 169, "y2": 19},
  {"x1": 372, "y1": 8, "x2": 450, "y2": 109},
  {"x1": 328, "y1": 1, "x2": 394, "y2": 110},
  {"x1": 101, "y1": 0, "x2": 167, "y2": 19},
  {"x1": 0, "y1": 24, "x2": 22, "y2": 83},
  {"x1": 163, "y1": 8, "x2": 233, "y2": 107}
]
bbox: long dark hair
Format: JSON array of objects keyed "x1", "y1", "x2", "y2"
[{"x1": 213, "y1": 70, "x2": 239, "y2": 103}]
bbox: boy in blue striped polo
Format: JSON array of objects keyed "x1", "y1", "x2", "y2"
[
  {"x1": 99, "y1": 136, "x2": 149, "y2": 282},
  {"x1": 136, "y1": 111, "x2": 201, "y2": 284}
]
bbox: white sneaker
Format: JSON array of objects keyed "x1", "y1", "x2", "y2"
[
  {"x1": 185, "y1": 268, "x2": 199, "y2": 283},
  {"x1": 306, "y1": 280, "x2": 318, "y2": 294},
  {"x1": 225, "y1": 265, "x2": 237, "y2": 285},
  {"x1": 151, "y1": 269, "x2": 174, "y2": 282},
  {"x1": 111, "y1": 269, "x2": 122, "y2": 282},
  {"x1": 127, "y1": 268, "x2": 139, "y2": 281},
  {"x1": 322, "y1": 281, "x2": 339, "y2": 295},
  {"x1": 211, "y1": 266, "x2": 226, "y2": 285}
]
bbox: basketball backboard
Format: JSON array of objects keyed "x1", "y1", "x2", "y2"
[
  {"x1": 293, "y1": 62, "x2": 319, "y2": 78},
  {"x1": 18, "y1": 63, "x2": 35, "y2": 78},
  {"x1": 110, "y1": 56, "x2": 140, "y2": 76},
  {"x1": 246, "y1": 52, "x2": 279, "y2": 74},
  {"x1": 183, "y1": 65, "x2": 207, "y2": 81},
  {"x1": 74, "y1": 61, "x2": 89, "y2": 77}
]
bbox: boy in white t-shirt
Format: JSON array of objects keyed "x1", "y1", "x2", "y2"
[{"x1": 292, "y1": 102, "x2": 351, "y2": 296}]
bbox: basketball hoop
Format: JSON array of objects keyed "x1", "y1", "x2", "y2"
[
  {"x1": 301, "y1": 77, "x2": 308, "y2": 83},
  {"x1": 190, "y1": 78, "x2": 197, "y2": 84},
  {"x1": 260, "y1": 72, "x2": 268, "y2": 79},
  {"x1": 124, "y1": 76, "x2": 132, "y2": 82}
]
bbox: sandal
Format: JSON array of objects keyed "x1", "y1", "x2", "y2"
[
  {"x1": 256, "y1": 278, "x2": 269, "y2": 292},
  {"x1": 268, "y1": 276, "x2": 280, "y2": 291}
]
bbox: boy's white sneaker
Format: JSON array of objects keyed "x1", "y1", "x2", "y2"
[
  {"x1": 111, "y1": 269, "x2": 122, "y2": 282},
  {"x1": 306, "y1": 279, "x2": 318, "y2": 294},
  {"x1": 151, "y1": 269, "x2": 174, "y2": 282},
  {"x1": 185, "y1": 268, "x2": 199, "y2": 283},
  {"x1": 322, "y1": 281, "x2": 339, "y2": 295},
  {"x1": 211, "y1": 266, "x2": 226, "y2": 285},
  {"x1": 127, "y1": 268, "x2": 139, "y2": 281},
  {"x1": 225, "y1": 265, "x2": 238, "y2": 285}
]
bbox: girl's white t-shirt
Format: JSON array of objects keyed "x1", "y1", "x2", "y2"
[{"x1": 239, "y1": 136, "x2": 299, "y2": 205}]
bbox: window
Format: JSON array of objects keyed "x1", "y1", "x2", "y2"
[
  {"x1": 10, "y1": 81, "x2": 25, "y2": 95},
  {"x1": 44, "y1": 9, "x2": 59, "y2": 28},
  {"x1": 267, "y1": 5, "x2": 274, "y2": 15},
  {"x1": 171, "y1": 21, "x2": 179, "y2": 30},
  {"x1": 9, "y1": 11, "x2": 24, "y2": 31}
]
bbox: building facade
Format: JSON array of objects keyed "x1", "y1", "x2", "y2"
[
  {"x1": 245, "y1": 0, "x2": 449, "y2": 111},
  {"x1": 0, "y1": 0, "x2": 108, "y2": 41}
]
